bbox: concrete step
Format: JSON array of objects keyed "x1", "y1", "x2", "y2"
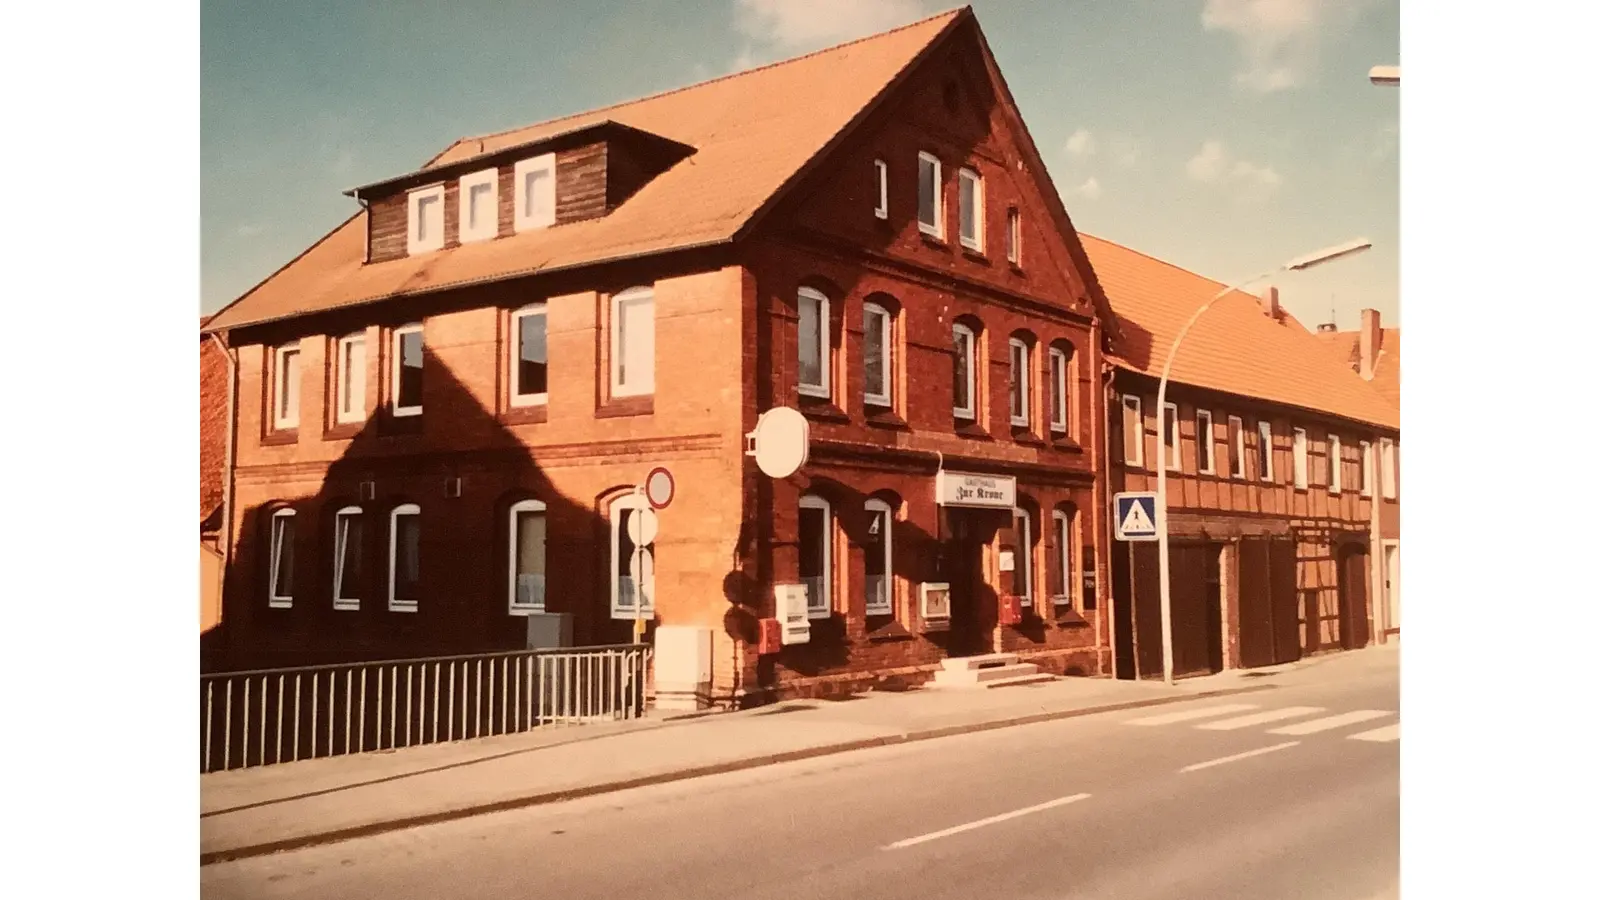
[
  {"x1": 939, "y1": 653, "x2": 1021, "y2": 672},
  {"x1": 930, "y1": 661, "x2": 1051, "y2": 689}
]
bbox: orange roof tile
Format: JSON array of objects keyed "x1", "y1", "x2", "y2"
[
  {"x1": 1081, "y1": 233, "x2": 1399, "y2": 431},
  {"x1": 203, "y1": 8, "x2": 967, "y2": 333},
  {"x1": 1317, "y1": 327, "x2": 1400, "y2": 409}
]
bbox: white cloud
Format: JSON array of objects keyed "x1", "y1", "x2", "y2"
[
  {"x1": 1185, "y1": 140, "x2": 1230, "y2": 182},
  {"x1": 733, "y1": 0, "x2": 930, "y2": 53},
  {"x1": 1185, "y1": 140, "x2": 1282, "y2": 199},
  {"x1": 1073, "y1": 177, "x2": 1102, "y2": 200},
  {"x1": 1065, "y1": 128, "x2": 1096, "y2": 158},
  {"x1": 1201, "y1": 0, "x2": 1377, "y2": 93}
]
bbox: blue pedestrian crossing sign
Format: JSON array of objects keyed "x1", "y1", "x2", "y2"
[{"x1": 1113, "y1": 492, "x2": 1160, "y2": 542}]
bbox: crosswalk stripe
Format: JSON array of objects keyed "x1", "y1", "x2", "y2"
[
  {"x1": 1267, "y1": 710, "x2": 1394, "y2": 736},
  {"x1": 1348, "y1": 723, "x2": 1400, "y2": 743},
  {"x1": 1124, "y1": 703, "x2": 1259, "y2": 726},
  {"x1": 1195, "y1": 706, "x2": 1326, "y2": 731}
]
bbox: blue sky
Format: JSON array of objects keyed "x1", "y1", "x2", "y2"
[{"x1": 202, "y1": 0, "x2": 1399, "y2": 329}]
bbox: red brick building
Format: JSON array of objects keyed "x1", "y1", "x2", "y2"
[
  {"x1": 1083, "y1": 235, "x2": 1401, "y2": 678},
  {"x1": 199, "y1": 9, "x2": 1117, "y2": 700}
]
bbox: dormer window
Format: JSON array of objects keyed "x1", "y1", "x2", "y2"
[
  {"x1": 458, "y1": 169, "x2": 499, "y2": 243},
  {"x1": 407, "y1": 185, "x2": 445, "y2": 255},
  {"x1": 514, "y1": 154, "x2": 557, "y2": 232}
]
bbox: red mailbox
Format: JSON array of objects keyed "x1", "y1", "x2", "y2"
[
  {"x1": 998, "y1": 593, "x2": 1024, "y2": 627},
  {"x1": 757, "y1": 618, "x2": 783, "y2": 655}
]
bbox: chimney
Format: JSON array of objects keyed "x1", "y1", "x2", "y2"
[
  {"x1": 1262, "y1": 285, "x2": 1282, "y2": 320},
  {"x1": 1358, "y1": 308, "x2": 1382, "y2": 380}
]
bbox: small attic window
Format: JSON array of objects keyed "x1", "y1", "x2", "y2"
[
  {"x1": 407, "y1": 185, "x2": 445, "y2": 255},
  {"x1": 458, "y1": 169, "x2": 499, "y2": 243},
  {"x1": 514, "y1": 154, "x2": 557, "y2": 232}
]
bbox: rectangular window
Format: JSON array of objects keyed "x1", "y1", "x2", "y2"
[
  {"x1": 407, "y1": 185, "x2": 445, "y2": 254},
  {"x1": 611, "y1": 287, "x2": 656, "y2": 397},
  {"x1": 1163, "y1": 402, "x2": 1180, "y2": 471},
  {"x1": 917, "y1": 151, "x2": 943, "y2": 238},
  {"x1": 611, "y1": 499, "x2": 656, "y2": 619},
  {"x1": 1360, "y1": 440, "x2": 1374, "y2": 497},
  {"x1": 1228, "y1": 415, "x2": 1246, "y2": 478},
  {"x1": 797, "y1": 287, "x2": 829, "y2": 398},
  {"x1": 1048, "y1": 347, "x2": 1068, "y2": 433},
  {"x1": 332, "y1": 507, "x2": 362, "y2": 611},
  {"x1": 1196, "y1": 409, "x2": 1215, "y2": 474},
  {"x1": 1008, "y1": 338, "x2": 1030, "y2": 427},
  {"x1": 952, "y1": 324, "x2": 976, "y2": 420},
  {"x1": 1006, "y1": 208, "x2": 1021, "y2": 265},
  {"x1": 863, "y1": 501, "x2": 893, "y2": 617},
  {"x1": 1293, "y1": 427, "x2": 1309, "y2": 489},
  {"x1": 863, "y1": 302, "x2": 891, "y2": 407},
  {"x1": 958, "y1": 167, "x2": 984, "y2": 252},
  {"x1": 391, "y1": 324, "x2": 423, "y2": 416},
  {"x1": 873, "y1": 159, "x2": 888, "y2": 219},
  {"x1": 1122, "y1": 395, "x2": 1144, "y2": 467},
  {"x1": 509, "y1": 501, "x2": 548, "y2": 614},
  {"x1": 1381, "y1": 438, "x2": 1397, "y2": 499},
  {"x1": 1258, "y1": 420, "x2": 1275, "y2": 482},
  {"x1": 267, "y1": 510, "x2": 295, "y2": 608},
  {"x1": 458, "y1": 169, "x2": 498, "y2": 243},
  {"x1": 272, "y1": 344, "x2": 301, "y2": 430},
  {"x1": 798, "y1": 496, "x2": 832, "y2": 619},
  {"x1": 388, "y1": 505, "x2": 421, "y2": 612},
  {"x1": 1052, "y1": 509, "x2": 1072, "y2": 611},
  {"x1": 1329, "y1": 434, "x2": 1343, "y2": 494},
  {"x1": 510, "y1": 305, "x2": 549, "y2": 406},
  {"x1": 334, "y1": 334, "x2": 366, "y2": 424},
  {"x1": 514, "y1": 154, "x2": 556, "y2": 231},
  {"x1": 1014, "y1": 509, "x2": 1033, "y2": 607}
]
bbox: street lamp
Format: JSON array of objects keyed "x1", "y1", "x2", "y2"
[
  {"x1": 1369, "y1": 65, "x2": 1399, "y2": 86},
  {"x1": 1153, "y1": 238, "x2": 1373, "y2": 685}
]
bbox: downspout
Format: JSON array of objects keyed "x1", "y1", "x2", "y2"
[
  {"x1": 1100, "y1": 356, "x2": 1123, "y2": 679},
  {"x1": 1368, "y1": 431, "x2": 1383, "y2": 644},
  {"x1": 207, "y1": 331, "x2": 239, "y2": 637}
]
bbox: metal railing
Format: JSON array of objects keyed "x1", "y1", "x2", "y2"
[{"x1": 200, "y1": 644, "x2": 652, "y2": 774}]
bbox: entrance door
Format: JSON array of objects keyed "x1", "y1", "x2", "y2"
[
  {"x1": 1169, "y1": 542, "x2": 1225, "y2": 678},
  {"x1": 944, "y1": 536, "x2": 990, "y2": 657},
  {"x1": 1237, "y1": 536, "x2": 1303, "y2": 668},
  {"x1": 1337, "y1": 543, "x2": 1372, "y2": 650},
  {"x1": 1383, "y1": 543, "x2": 1400, "y2": 635}
]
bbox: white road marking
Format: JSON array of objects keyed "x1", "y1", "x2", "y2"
[
  {"x1": 1348, "y1": 723, "x2": 1400, "y2": 743},
  {"x1": 1124, "y1": 703, "x2": 1259, "y2": 726},
  {"x1": 1180, "y1": 741, "x2": 1301, "y2": 773},
  {"x1": 883, "y1": 793, "x2": 1092, "y2": 850},
  {"x1": 1267, "y1": 710, "x2": 1394, "y2": 736},
  {"x1": 1195, "y1": 706, "x2": 1325, "y2": 731}
]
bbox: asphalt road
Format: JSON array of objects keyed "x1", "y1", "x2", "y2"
[{"x1": 203, "y1": 652, "x2": 1399, "y2": 900}]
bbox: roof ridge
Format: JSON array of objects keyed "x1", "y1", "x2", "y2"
[{"x1": 455, "y1": 6, "x2": 968, "y2": 148}]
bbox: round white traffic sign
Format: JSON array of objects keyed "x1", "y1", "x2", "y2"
[
  {"x1": 749, "y1": 406, "x2": 810, "y2": 479},
  {"x1": 627, "y1": 508, "x2": 659, "y2": 547},
  {"x1": 644, "y1": 467, "x2": 675, "y2": 510}
]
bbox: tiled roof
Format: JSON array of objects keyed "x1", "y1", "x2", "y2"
[
  {"x1": 1317, "y1": 327, "x2": 1401, "y2": 409},
  {"x1": 203, "y1": 8, "x2": 967, "y2": 333},
  {"x1": 1081, "y1": 233, "x2": 1400, "y2": 431}
]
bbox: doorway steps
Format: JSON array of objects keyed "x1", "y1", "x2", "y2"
[{"x1": 928, "y1": 653, "x2": 1057, "y2": 690}]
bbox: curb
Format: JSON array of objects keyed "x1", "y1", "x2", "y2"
[{"x1": 200, "y1": 682, "x2": 1273, "y2": 866}]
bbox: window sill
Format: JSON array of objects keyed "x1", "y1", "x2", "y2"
[
  {"x1": 1012, "y1": 429, "x2": 1045, "y2": 447},
  {"x1": 799, "y1": 396, "x2": 850, "y2": 423},
  {"x1": 864, "y1": 407, "x2": 908, "y2": 430},
  {"x1": 332, "y1": 601, "x2": 360, "y2": 612},
  {"x1": 960, "y1": 246, "x2": 989, "y2": 264},
  {"x1": 508, "y1": 606, "x2": 549, "y2": 617},
  {"x1": 1008, "y1": 262, "x2": 1026, "y2": 276},
  {"x1": 267, "y1": 599, "x2": 293, "y2": 610},
  {"x1": 954, "y1": 420, "x2": 992, "y2": 441},
  {"x1": 918, "y1": 618, "x2": 951, "y2": 634},
  {"x1": 324, "y1": 421, "x2": 365, "y2": 442},
  {"x1": 610, "y1": 611, "x2": 656, "y2": 622},
  {"x1": 502, "y1": 403, "x2": 549, "y2": 426},
  {"x1": 1051, "y1": 435, "x2": 1085, "y2": 453},
  {"x1": 388, "y1": 603, "x2": 419, "y2": 614},
  {"x1": 597, "y1": 395, "x2": 654, "y2": 419},
  {"x1": 261, "y1": 429, "x2": 299, "y2": 447},
  {"x1": 919, "y1": 231, "x2": 950, "y2": 250},
  {"x1": 1052, "y1": 608, "x2": 1090, "y2": 628},
  {"x1": 866, "y1": 619, "x2": 914, "y2": 642}
]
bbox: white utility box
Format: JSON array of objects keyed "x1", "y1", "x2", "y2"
[
  {"x1": 654, "y1": 625, "x2": 713, "y2": 711},
  {"x1": 775, "y1": 583, "x2": 811, "y2": 645}
]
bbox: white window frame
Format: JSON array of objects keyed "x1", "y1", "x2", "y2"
[
  {"x1": 1006, "y1": 208, "x2": 1021, "y2": 265},
  {"x1": 332, "y1": 506, "x2": 362, "y2": 611},
  {"x1": 863, "y1": 498, "x2": 894, "y2": 617},
  {"x1": 513, "y1": 153, "x2": 556, "y2": 232},
  {"x1": 917, "y1": 151, "x2": 943, "y2": 238},
  {"x1": 609, "y1": 493, "x2": 656, "y2": 620},
  {"x1": 862, "y1": 302, "x2": 893, "y2": 408},
  {"x1": 952, "y1": 323, "x2": 977, "y2": 420},
  {"x1": 1048, "y1": 347, "x2": 1068, "y2": 433},
  {"x1": 1008, "y1": 337, "x2": 1030, "y2": 428},
  {"x1": 1229, "y1": 415, "x2": 1246, "y2": 478},
  {"x1": 1360, "y1": 440, "x2": 1375, "y2": 497},
  {"x1": 958, "y1": 167, "x2": 984, "y2": 252},
  {"x1": 1292, "y1": 427, "x2": 1309, "y2": 489},
  {"x1": 1329, "y1": 434, "x2": 1343, "y2": 494},
  {"x1": 334, "y1": 333, "x2": 366, "y2": 424},
  {"x1": 1013, "y1": 507, "x2": 1033, "y2": 607},
  {"x1": 1258, "y1": 420, "x2": 1275, "y2": 482},
  {"x1": 610, "y1": 286, "x2": 656, "y2": 398},
  {"x1": 267, "y1": 508, "x2": 295, "y2": 608},
  {"x1": 272, "y1": 343, "x2": 301, "y2": 430},
  {"x1": 457, "y1": 168, "x2": 499, "y2": 243},
  {"x1": 1196, "y1": 409, "x2": 1215, "y2": 475},
  {"x1": 797, "y1": 286, "x2": 831, "y2": 399},
  {"x1": 391, "y1": 323, "x2": 424, "y2": 417},
  {"x1": 1052, "y1": 508, "x2": 1073, "y2": 612},
  {"x1": 1380, "y1": 438, "x2": 1397, "y2": 499},
  {"x1": 388, "y1": 503, "x2": 421, "y2": 613},
  {"x1": 798, "y1": 494, "x2": 833, "y2": 619},
  {"x1": 510, "y1": 303, "x2": 550, "y2": 407},
  {"x1": 873, "y1": 159, "x2": 889, "y2": 219},
  {"x1": 1163, "y1": 401, "x2": 1181, "y2": 472},
  {"x1": 406, "y1": 184, "x2": 445, "y2": 255},
  {"x1": 1123, "y1": 395, "x2": 1144, "y2": 467},
  {"x1": 508, "y1": 499, "x2": 548, "y2": 615}
]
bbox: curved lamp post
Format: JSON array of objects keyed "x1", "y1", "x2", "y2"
[
  {"x1": 1370, "y1": 65, "x2": 1399, "y2": 86},
  {"x1": 1154, "y1": 238, "x2": 1373, "y2": 685}
]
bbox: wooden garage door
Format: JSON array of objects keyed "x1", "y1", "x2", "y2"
[{"x1": 1238, "y1": 536, "x2": 1302, "y2": 668}]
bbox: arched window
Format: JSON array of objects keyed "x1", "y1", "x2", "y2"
[
  {"x1": 610, "y1": 493, "x2": 655, "y2": 619},
  {"x1": 862, "y1": 301, "x2": 893, "y2": 408},
  {"x1": 1052, "y1": 507, "x2": 1074, "y2": 613},
  {"x1": 388, "y1": 503, "x2": 421, "y2": 612},
  {"x1": 1048, "y1": 344, "x2": 1072, "y2": 434},
  {"x1": 952, "y1": 322, "x2": 977, "y2": 420},
  {"x1": 332, "y1": 505, "x2": 363, "y2": 611},
  {"x1": 611, "y1": 286, "x2": 655, "y2": 398},
  {"x1": 798, "y1": 494, "x2": 833, "y2": 618},
  {"x1": 797, "y1": 286, "x2": 831, "y2": 398},
  {"x1": 1008, "y1": 335, "x2": 1032, "y2": 428},
  {"x1": 1013, "y1": 506, "x2": 1035, "y2": 607},
  {"x1": 508, "y1": 499, "x2": 548, "y2": 614},
  {"x1": 863, "y1": 498, "x2": 894, "y2": 617},
  {"x1": 334, "y1": 333, "x2": 367, "y2": 424},
  {"x1": 267, "y1": 508, "x2": 295, "y2": 608}
]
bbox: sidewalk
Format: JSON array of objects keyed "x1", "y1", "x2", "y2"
[{"x1": 201, "y1": 671, "x2": 1275, "y2": 864}]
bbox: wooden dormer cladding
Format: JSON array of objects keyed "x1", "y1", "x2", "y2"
[{"x1": 353, "y1": 121, "x2": 695, "y2": 265}]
